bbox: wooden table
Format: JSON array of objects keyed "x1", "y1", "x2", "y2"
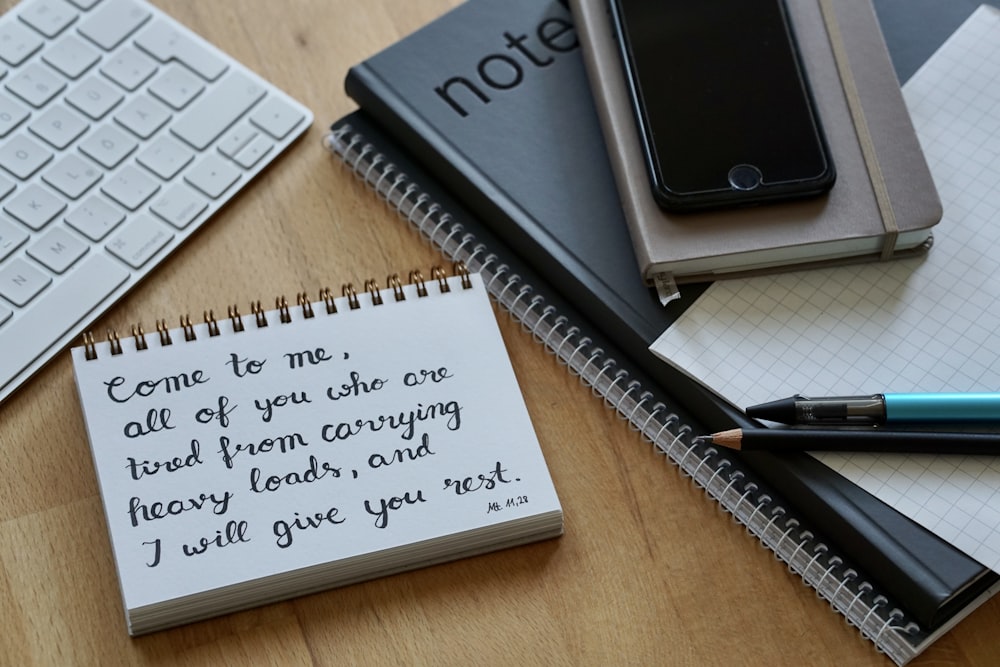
[{"x1": 1, "y1": 1, "x2": 997, "y2": 664}]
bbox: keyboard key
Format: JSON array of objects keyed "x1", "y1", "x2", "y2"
[
  {"x1": 0, "y1": 92, "x2": 30, "y2": 136},
  {"x1": 65, "y1": 195, "x2": 125, "y2": 241},
  {"x1": 137, "y1": 134, "x2": 192, "y2": 179},
  {"x1": 0, "y1": 303, "x2": 10, "y2": 327},
  {"x1": 114, "y1": 94, "x2": 171, "y2": 139},
  {"x1": 0, "y1": 216, "x2": 30, "y2": 261},
  {"x1": 43, "y1": 153, "x2": 101, "y2": 198},
  {"x1": 171, "y1": 70, "x2": 265, "y2": 150},
  {"x1": 233, "y1": 134, "x2": 273, "y2": 169},
  {"x1": 0, "y1": 174, "x2": 14, "y2": 200},
  {"x1": 5, "y1": 62, "x2": 66, "y2": 108},
  {"x1": 218, "y1": 123, "x2": 257, "y2": 158},
  {"x1": 0, "y1": 20, "x2": 43, "y2": 66},
  {"x1": 65, "y1": 0, "x2": 100, "y2": 9},
  {"x1": 100, "y1": 46, "x2": 158, "y2": 91},
  {"x1": 42, "y1": 33, "x2": 100, "y2": 79},
  {"x1": 104, "y1": 213, "x2": 173, "y2": 268},
  {"x1": 0, "y1": 134, "x2": 52, "y2": 178},
  {"x1": 65, "y1": 75, "x2": 124, "y2": 119},
  {"x1": 135, "y1": 18, "x2": 227, "y2": 81},
  {"x1": 0, "y1": 257, "x2": 51, "y2": 306},
  {"x1": 0, "y1": 252, "x2": 129, "y2": 385},
  {"x1": 79, "y1": 124, "x2": 137, "y2": 168},
  {"x1": 150, "y1": 182, "x2": 206, "y2": 229},
  {"x1": 77, "y1": 0, "x2": 151, "y2": 51},
  {"x1": 250, "y1": 95, "x2": 306, "y2": 140},
  {"x1": 19, "y1": 0, "x2": 80, "y2": 38},
  {"x1": 4, "y1": 183, "x2": 66, "y2": 230},
  {"x1": 148, "y1": 63, "x2": 204, "y2": 110},
  {"x1": 27, "y1": 225, "x2": 88, "y2": 273},
  {"x1": 29, "y1": 103, "x2": 89, "y2": 148},
  {"x1": 183, "y1": 153, "x2": 240, "y2": 198},
  {"x1": 101, "y1": 164, "x2": 160, "y2": 210}
]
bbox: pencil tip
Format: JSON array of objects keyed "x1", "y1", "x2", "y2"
[{"x1": 700, "y1": 428, "x2": 743, "y2": 450}]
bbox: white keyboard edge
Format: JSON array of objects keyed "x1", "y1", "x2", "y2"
[{"x1": 0, "y1": 0, "x2": 314, "y2": 405}]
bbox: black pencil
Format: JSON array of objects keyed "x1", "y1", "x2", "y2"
[{"x1": 696, "y1": 427, "x2": 1000, "y2": 455}]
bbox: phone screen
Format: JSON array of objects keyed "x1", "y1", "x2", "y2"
[{"x1": 611, "y1": 0, "x2": 834, "y2": 210}]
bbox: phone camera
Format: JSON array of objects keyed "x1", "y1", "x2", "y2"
[{"x1": 728, "y1": 164, "x2": 763, "y2": 191}]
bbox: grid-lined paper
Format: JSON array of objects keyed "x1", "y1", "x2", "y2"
[{"x1": 652, "y1": 5, "x2": 1000, "y2": 571}]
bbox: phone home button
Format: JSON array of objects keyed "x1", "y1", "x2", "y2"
[{"x1": 728, "y1": 164, "x2": 762, "y2": 191}]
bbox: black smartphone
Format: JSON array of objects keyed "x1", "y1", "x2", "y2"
[{"x1": 609, "y1": 0, "x2": 835, "y2": 212}]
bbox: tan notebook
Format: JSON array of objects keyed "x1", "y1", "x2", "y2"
[{"x1": 570, "y1": 0, "x2": 942, "y2": 290}]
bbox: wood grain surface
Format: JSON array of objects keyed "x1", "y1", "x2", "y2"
[{"x1": 0, "y1": 1, "x2": 997, "y2": 664}]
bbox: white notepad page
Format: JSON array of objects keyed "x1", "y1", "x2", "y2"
[
  {"x1": 72, "y1": 272, "x2": 561, "y2": 626},
  {"x1": 652, "y1": 5, "x2": 1000, "y2": 571}
]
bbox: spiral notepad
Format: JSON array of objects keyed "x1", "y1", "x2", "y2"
[
  {"x1": 71, "y1": 266, "x2": 563, "y2": 636},
  {"x1": 323, "y1": 122, "x2": 1000, "y2": 665}
]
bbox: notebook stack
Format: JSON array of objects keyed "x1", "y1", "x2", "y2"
[{"x1": 327, "y1": 0, "x2": 1000, "y2": 663}]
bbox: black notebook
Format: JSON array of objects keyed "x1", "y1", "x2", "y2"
[
  {"x1": 336, "y1": 0, "x2": 1000, "y2": 662},
  {"x1": 326, "y1": 111, "x2": 1000, "y2": 665}
]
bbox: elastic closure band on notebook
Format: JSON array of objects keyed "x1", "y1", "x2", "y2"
[{"x1": 818, "y1": 0, "x2": 900, "y2": 259}]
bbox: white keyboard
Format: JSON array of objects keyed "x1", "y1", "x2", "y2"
[{"x1": 0, "y1": 0, "x2": 313, "y2": 404}]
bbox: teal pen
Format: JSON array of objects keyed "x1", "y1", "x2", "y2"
[{"x1": 746, "y1": 393, "x2": 1000, "y2": 425}]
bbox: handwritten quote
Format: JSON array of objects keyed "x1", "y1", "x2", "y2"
[{"x1": 97, "y1": 341, "x2": 524, "y2": 570}]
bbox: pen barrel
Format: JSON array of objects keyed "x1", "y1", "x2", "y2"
[
  {"x1": 798, "y1": 396, "x2": 885, "y2": 422},
  {"x1": 884, "y1": 393, "x2": 1000, "y2": 422}
]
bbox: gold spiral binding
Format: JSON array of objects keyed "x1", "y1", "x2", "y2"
[
  {"x1": 251, "y1": 300, "x2": 267, "y2": 327},
  {"x1": 408, "y1": 269, "x2": 428, "y2": 297},
  {"x1": 320, "y1": 286, "x2": 337, "y2": 314},
  {"x1": 228, "y1": 305, "x2": 245, "y2": 332},
  {"x1": 276, "y1": 296, "x2": 291, "y2": 323},
  {"x1": 107, "y1": 328, "x2": 123, "y2": 356},
  {"x1": 431, "y1": 266, "x2": 450, "y2": 293},
  {"x1": 388, "y1": 273, "x2": 405, "y2": 301},
  {"x1": 204, "y1": 310, "x2": 220, "y2": 337},
  {"x1": 342, "y1": 283, "x2": 360, "y2": 310},
  {"x1": 181, "y1": 314, "x2": 196, "y2": 341},
  {"x1": 455, "y1": 261, "x2": 472, "y2": 289},
  {"x1": 79, "y1": 265, "x2": 477, "y2": 358},
  {"x1": 156, "y1": 319, "x2": 172, "y2": 346},
  {"x1": 82, "y1": 332, "x2": 97, "y2": 360},
  {"x1": 297, "y1": 293, "x2": 315, "y2": 318},
  {"x1": 364, "y1": 279, "x2": 384, "y2": 306},
  {"x1": 132, "y1": 323, "x2": 148, "y2": 351}
]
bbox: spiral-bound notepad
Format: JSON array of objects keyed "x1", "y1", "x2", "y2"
[{"x1": 71, "y1": 267, "x2": 562, "y2": 635}]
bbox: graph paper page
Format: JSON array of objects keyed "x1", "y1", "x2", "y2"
[{"x1": 651, "y1": 5, "x2": 1000, "y2": 571}]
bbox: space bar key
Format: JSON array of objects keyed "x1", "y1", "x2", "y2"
[{"x1": 0, "y1": 253, "x2": 130, "y2": 389}]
